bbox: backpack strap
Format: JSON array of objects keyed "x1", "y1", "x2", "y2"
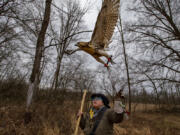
[{"x1": 90, "y1": 107, "x2": 107, "y2": 135}]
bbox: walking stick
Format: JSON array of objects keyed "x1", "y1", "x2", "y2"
[{"x1": 74, "y1": 89, "x2": 87, "y2": 135}]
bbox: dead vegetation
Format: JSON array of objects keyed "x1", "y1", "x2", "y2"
[
  {"x1": 0, "y1": 103, "x2": 76, "y2": 135},
  {"x1": 115, "y1": 111, "x2": 180, "y2": 135},
  {"x1": 0, "y1": 100, "x2": 180, "y2": 135},
  {"x1": 0, "y1": 80, "x2": 180, "y2": 135}
]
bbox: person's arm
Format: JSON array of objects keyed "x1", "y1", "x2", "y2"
[
  {"x1": 107, "y1": 102, "x2": 124, "y2": 123},
  {"x1": 108, "y1": 90, "x2": 129, "y2": 123},
  {"x1": 107, "y1": 90, "x2": 127, "y2": 123}
]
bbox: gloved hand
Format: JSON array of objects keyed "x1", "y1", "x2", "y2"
[
  {"x1": 114, "y1": 90, "x2": 129, "y2": 116},
  {"x1": 114, "y1": 100, "x2": 126, "y2": 113},
  {"x1": 114, "y1": 101, "x2": 130, "y2": 120}
]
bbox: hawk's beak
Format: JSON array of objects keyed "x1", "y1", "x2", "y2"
[{"x1": 75, "y1": 44, "x2": 78, "y2": 47}]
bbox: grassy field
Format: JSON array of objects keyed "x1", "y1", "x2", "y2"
[
  {"x1": 0, "y1": 101, "x2": 180, "y2": 135},
  {"x1": 114, "y1": 111, "x2": 180, "y2": 135}
]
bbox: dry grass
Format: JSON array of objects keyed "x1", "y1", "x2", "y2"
[
  {"x1": 0, "y1": 102, "x2": 77, "y2": 135},
  {"x1": 130, "y1": 103, "x2": 157, "y2": 112},
  {"x1": 0, "y1": 102, "x2": 180, "y2": 135},
  {"x1": 114, "y1": 111, "x2": 180, "y2": 135},
  {"x1": 113, "y1": 102, "x2": 180, "y2": 135}
]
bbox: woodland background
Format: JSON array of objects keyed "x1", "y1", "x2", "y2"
[{"x1": 0, "y1": 0, "x2": 180, "y2": 135}]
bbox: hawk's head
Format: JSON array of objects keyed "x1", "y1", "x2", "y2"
[{"x1": 75, "y1": 42, "x2": 89, "y2": 48}]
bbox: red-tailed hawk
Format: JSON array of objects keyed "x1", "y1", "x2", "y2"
[{"x1": 67, "y1": 0, "x2": 120, "y2": 69}]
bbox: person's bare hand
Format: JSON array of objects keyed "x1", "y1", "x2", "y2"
[{"x1": 77, "y1": 110, "x2": 83, "y2": 118}]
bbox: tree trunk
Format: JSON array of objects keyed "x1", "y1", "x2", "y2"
[
  {"x1": 118, "y1": 11, "x2": 132, "y2": 113},
  {"x1": 26, "y1": 0, "x2": 52, "y2": 108},
  {"x1": 51, "y1": 55, "x2": 62, "y2": 90},
  {"x1": 143, "y1": 72, "x2": 160, "y2": 108}
]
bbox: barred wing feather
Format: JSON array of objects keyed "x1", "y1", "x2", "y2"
[{"x1": 90, "y1": 0, "x2": 120, "y2": 49}]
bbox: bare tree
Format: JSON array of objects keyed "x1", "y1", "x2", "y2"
[
  {"x1": 49, "y1": 0, "x2": 90, "y2": 90},
  {"x1": 128, "y1": 0, "x2": 180, "y2": 81},
  {"x1": 0, "y1": 1, "x2": 21, "y2": 70},
  {"x1": 27, "y1": 0, "x2": 52, "y2": 108},
  {"x1": 116, "y1": 1, "x2": 132, "y2": 112},
  {"x1": 122, "y1": 0, "x2": 180, "y2": 106}
]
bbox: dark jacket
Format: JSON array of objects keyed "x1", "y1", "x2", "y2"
[{"x1": 80, "y1": 107, "x2": 124, "y2": 135}]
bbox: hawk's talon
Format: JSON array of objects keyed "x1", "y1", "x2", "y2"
[
  {"x1": 104, "y1": 64, "x2": 110, "y2": 70},
  {"x1": 108, "y1": 56, "x2": 116, "y2": 65},
  {"x1": 104, "y1": 64, "x2": 108, "y2": 67}
]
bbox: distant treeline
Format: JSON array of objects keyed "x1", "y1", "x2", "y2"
[{"x1": 1, "y1": 79, "x2": 179, "y2": 107}]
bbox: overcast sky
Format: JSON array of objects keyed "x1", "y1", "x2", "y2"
[
  {"x1": 79, "y1": 0, "x2": 135, "y2": 29},
  {"x1": 80, "y1": 0, "x2": 101, "y2": 30}
]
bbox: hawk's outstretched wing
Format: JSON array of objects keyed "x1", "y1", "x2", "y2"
[{"x1": 90, "y1": 0, "x2": 120, "y2": 49}]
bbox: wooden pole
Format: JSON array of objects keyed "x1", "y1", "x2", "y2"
[{"x1": 74, "y1": 89, "x2": 87, "y2": 135}]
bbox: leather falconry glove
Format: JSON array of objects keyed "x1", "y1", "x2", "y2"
[{"x1": 114, "y1": 90, "x2": 126, "y2": 113}]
